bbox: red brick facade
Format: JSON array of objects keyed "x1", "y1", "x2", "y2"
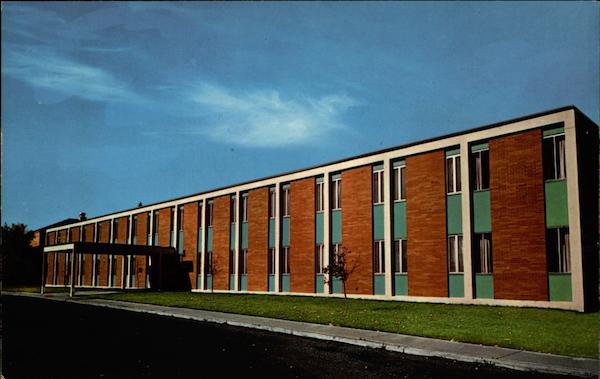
[
  {"x1": 490, "y1": 130, "x2": 548, "y2": 301},
  {"x1": 70, "y1": 227, "x2": 80, "y2": 242},
  {"x1": 290, "y1": 178, "x2": 315, "y2": 293},
  {"x1": 98, "y1": 221, "x2": 110, "y2": 286},
  {"x1": 133, "y1": 213, "x2": 148, "y2": 288},
  {"x1": 46, "y1": 253, "x2": 55, "y2": 284},
  {"x1": 212, "y1": 196, "x2": 231, "y2": 290},
  {"x1": 406, "y1": 150, "x2": 448, "y2": 297},
  {"x1": 157, "y1": 208, "x2": 173, "y2": 247},
  {"x1": 248, "y1": 187, "x2": 269, "y2": 291},
  {"x1": 342, "y1": 166, "x2": 373, "y2": 295},
  {"x1": 57, "y1": 229, "x2": 67, "y2": 244},
  {"x1": 182, "y1": 202, "x2": 199, "y2": 288}
]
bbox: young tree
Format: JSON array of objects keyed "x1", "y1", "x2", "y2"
[{"x1": 323, "y1": 246, "x2": 358, "y2": 299}]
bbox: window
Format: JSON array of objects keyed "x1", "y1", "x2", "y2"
[
  {"x1": 241, "y1": 194, "x2": 248, "y2": 222},
  {"x1": 97, "y1": 226, "x2": 102, "y2": 243},
  {"x1": 547, "y1": 228, "x2": 570, "y2": 273},
  {"x1": 394, "y1": 239, "x2": 407, "y2": 273},
  {"x1": 316, "y1": 181, "x2": 324, "y2": 212},
  {"x1": 146, "y1": 212, "x2": 151, "y2": 246},
  {"x1": 268, "y1": 248, "x2": 276, "y2": 275},
  {"x1": 331, "y1": 177, "x2": 341, "y2": 210},
  {"x1": 53, "y1": 253, "x2": 59, "y2": 284},
  {"x1": 94, "y1": 254, "x2": 100, "y2": 286},
  {"x1": 281, "y1": 247, "x2": 290, "y2": 274},
  {"x1": 240, "y1": 249, "x2": 248, "y2": 274},
  {"x1": 132, "y1": 216, "x2": 137, "y2": 244},
  {"x1": 448, "y1": 235, "x2": 464, "y2": 273},
  {"x1": 393, "y1": 164, "x2": 406, "y2": 201},
  {"x1": 128, "y1": 256, "x2": 136, "y2": 287},
  {"x1": 65, "y1": 253, "x2": 71, "y2": 285},
  {"x1": 474, "y1": 233, "x2": 492, "y2": 273},
  {"x1": 78, "y1": 254, "x2": 84, "y2": 286},
  {"x1": 316, "y1": 244, "x2": 324, "y2": 274},
  {"x1": 269, "y1": 188, "x2": 276, "y2": 218},
  {"x1": 68, "y1": 229, "x2": 73, "y2": 243},
  {"x1": 471, "y1": 149, "x2": 490, "y2": 191},
  {"x1": 373, "y1": 240, "x2": 385, "y2": 274},
  {"x1": 229, "y1": 250, "x2": 235, "y2": 274},
  {"x1": 446, "y1": 154, "x2": 461, "y2": 194},
  {"x1": 230, "y1": 196, "x2": 237, "y2": 223},
  {"x1": 178, "y1": 206, "x2": 184, "y2": 231},
  {"x1": 282, "y1": 186, "x2": 290, "y2": 217},
  {"x1": 543, "y1": 134, "x2": 566, "y2": 180},
  {"x1": 207, "y1": 201, "x2": 214, "y2": 227},
  {"x1": 170, "y1": 207, "x2": 175, "y2": 247},
  {"x1": 82, "y1": 228, "x2": 87, "y2": 242},
  {"x1": 205, "y1": 252, "x2": 213, "y2": 275},
  {"x1": 152, "y1": 211, "x2": 159, "y2": 245},
  {"x1": 332, "y1": 243, "x2": 341, "y2": 264},
  {"x1": 113, "y1": 220, "x2": 118, "y2": 243},
  {"x1": 372, "y1": 169, "x2": 384, "y2": 204}
]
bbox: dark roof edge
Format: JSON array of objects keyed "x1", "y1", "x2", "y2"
[{"x1": 61, "y1": 105, "x2": 587, "y2": 226}]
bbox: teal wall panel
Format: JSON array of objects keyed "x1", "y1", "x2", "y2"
[
  {"x1": 197, "y1": 274, "x2": 202, "y2": 289},
  {"x1": 545, "y1": 180, "x2": 569, "y2": 227},
  {"x1": 332, "y1": 210, "x2": 342, "y2": 244},
  {"x1": 449, "y1": 274, "x2": 464, "y2": 297},
  {"x1": 282, "y1": 218, "x2": 290, "y2": 247},
  {"x1": 543, "y1": 126, "x2": 564, "y2": 137},
  {"x1": 445, "y1": 147, "x2": 460, "y2": 156},
  {"x1": 316, "y1": 213, "x2": 324, "y2": 244},
  {"x1": 229, "y1": 274, "x2": 235, "y2": 290},
  {"x1": 446, "y1": 194, "x2": 462, "y2": 234},
  {"x1": 471, "y1": 142, "x2": 489, "y2": 152},
  {"x1": 281, "y1": 274, "x2": 290, "y2": 292},
  {"x1": 394, "y1": 274, "x2": 408, "y2": 296},
  {"x1": 207, "y1": 228, "x2": 213, "y2": 250},
  {"x1": 374, "y1": 274, "x2": 385, "y2": 295},
  {"x1": 549, "y1": 273, "x2": 572, "y2": 301},
  {"x1": 315, "y1": 275, "x2": 324, "y2": 293},
  {"x1": 268, "y1": 274, "x2": 275, "y2": 292},
  {"x1": 332, "y1": 277, "x2": 343, "y2": 294},
  {"x1": 206, "y1": 275, "x2": 212, "y2": 290},
  {"x1": 240, "y1": 274, "x2": 247, "y2": 291},
  {"x1": 473, "y1": 190, "x2": 492, "y2": 233},
  {"x1": 241, "y1": 222, "x2": 248, "y2": 249},
  {"x1": 393, "y1": 202, "x2": 407, "y2": 238},
  {"x1": 373, "y1": 204, "x2": 384, "y2": 240},
  {"x1": 178, "y1": 231, "x2": 184, "y2": 255},
  {"x1": 230, "y1": 224, "x2": 236, "y2": 248},
  {"x1": 475, "y1": 274, "x2": 494, "y2": 299},
  {"x1": 268, "y1": 219, "x2": 275, "y2": 248},
  {"x1": 197, "y1": 227, "x2": 203, "y2": 253}
]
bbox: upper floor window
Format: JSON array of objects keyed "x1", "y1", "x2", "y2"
[
  {"x1": 132, "y1": 217, "x2": 137, "y2": 242},
  {"x1": 206, "y1": 201, "x2": 214, "y2": 227},
  {"x1": 282, "y1": 186, "x2": 290, "y2": 217},
  {"x1": 372, "y1": 169, "x2": 384, "y2": 205},
  {"x1": 178, "y1": 206, "x2": 184, "y2": 231},
  {"x1": 448, "y1": 234, "x2": 464, "y2": 273},
  {"x1": 241, "y1": 194, "x2": 248, "y2": 222},
  {"x1": 543, "y1": 134, "x2": 566, "y2": 180},
  {"x1": 547, "y1": 227, "x2": 570, "y2": 273},
  {"x1": 153, "y1": 211, "x2": 159, "y2": 234},
  {"x1": 331, "y1": 177, "x2": 341, "y2": 210},
  {"x1": 113, "y1": 220, "x2": 119, "y2": 243},
  {"x1": 394, "y1": 239, "x2": 407, "y2": 274},
  {"x1": 229, "y1": 250, "x2": 235, "y2": 274},
  {"x1": 268, "y1": 247, "x2": 276, "y2": 275},
  {"x1": 471, "y1": 149, "x2": 489, "y2": 191},
  {"x1": 170, "y1": 207, "x2": 175, "y2": 232},
  {"x1": 230, "y1": 196, "x2": 237, "y2": 223},
  {"x1": 269, "y1": 188, "x2": 276, "y2": 218},
  {"x1": 446, "y1": 154, "x2": 461, "y2": 194},
  {"x1": 474, "y1": 233, "x2": 492, "y2": 274},
  {"x1": 315, "y1": 244, "x2": 324, "y2": 274},
  {"x1": 97, "y1": 225, "x2": 102, "y2": 243},
  {"x1": 393, "y1": 164, "x2": 406, "y2": 201},
  {"x1": 82, "y1": 228, "x2": 87, "y2": 242},
  {"x1": 316, "y1": 181, "x2": 324, "y2": 212},
  {"x1": 373, "y1": 240, "x2": 385, "y2": 274},
  {"x1": 332, "y1": 243, "x2": 341, "y2": 264}
]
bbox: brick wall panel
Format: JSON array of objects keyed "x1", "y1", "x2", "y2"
[
  {"x1": 46, "y1": 253, "x2": 54, "y2": 284},
  {"x1": 57, "y1": 229, "x2": 67, "y2": 244},
  {"x1": 290, "y1": 178, "x2": 315, "y2": 293},
  {"x1": 83, "y1": 225, "x2": 94, "y2": 242},
  {"x1": 342, "y1": 166, "x2": 373, "y2": 295},
  {"x1": 407, "y1": 150, "x2": 448, "y2": 297},
  {"x1": 490, "y1": 130, "x2": 548, "y2": 300},
  {"x1": 70, "y1": 227, "x2": 80, "y2": 242},
  {"x1": 47, "y1": 231, "x2": 56, "y2": 245},
  {"x1": 83, "y1": 253, "x2": 93, "y2": 286},
  {"x1": 248, "y1": 187, "x2": 269, "y2": 291},
  {"x1": 182, "y1": 202, "x2": 199, "y2": 288},
  {"x1": 158, "y1": 208, "x2": 173, "y2": 247},
  {"x1": 116, "y1": 216, "x2": 129, "y2": 244},
  {"x1": 212, "y1": 196, "x2": 231, "y2": 290},
  {"x1": 135, "y1": 213, "x2": 149, "y2": 246},
  {"x1": 56, "y1": 253, "x2": 65, "y2": 285},
  {"x1": 135, "y1": 256, "x2": 147, "y2": 288}
]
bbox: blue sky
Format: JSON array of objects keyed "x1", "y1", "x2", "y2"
[{"x1": 2, "y1": 2, "x2": 598, "y2": 230}]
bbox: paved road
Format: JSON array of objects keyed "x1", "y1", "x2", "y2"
[{"x1": 2, "y1": 296, "x2": 580, "y2": 379}]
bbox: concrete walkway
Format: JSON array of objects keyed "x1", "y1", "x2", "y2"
[{"x1": 5, "y1": 291, "x2": 598, "y2": 377}]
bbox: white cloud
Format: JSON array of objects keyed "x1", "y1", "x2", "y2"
[
  {"x1": 189, "y1": 84, "x2": 358, "y2": 147},
  {"x1": 3, "y1": 47, "x2": 142, "y2": 103}
]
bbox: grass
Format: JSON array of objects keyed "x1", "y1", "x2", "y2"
[
  {"x1": 96, "y1": 291, "x2": 599, "y2": 358},
  {"x1": 3, "y1": 286, "x2": 63, "y2": 293}
]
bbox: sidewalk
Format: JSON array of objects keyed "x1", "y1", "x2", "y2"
[{"x1": 5, "y1": 291, "x2": 598, "y2": 377}]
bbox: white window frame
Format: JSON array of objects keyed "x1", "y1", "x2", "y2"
[
  {"x1": 282, "y1": 186, "x2": 290, "y2": 217},
  {"x1": 269, "y1": 188, "x2": 276, "y2": 219},
  {"x1": 543, "y1": 133, "x2": 567, "y2": 180},
  {"x1": 393, "y1": 239, "x2": 407, "y2": 274},
  {"x1": 332, "y1": 177, "x2": 341, "y2": 210},
  {"x1": 281, "y1": 246, "x2": 290, "y2": 274},
  {"x1": 475, "y1": 233, "x2": 492, "y2": 274},
  {"x1": 230, "y1": 196, "x2": 237, "y2": 223},
  {"x1": 241, "y1": 194, "x2": 248, "y2": 222},
  {"x1": 206, "y1": 202, "x2": 214, "y2": 227},
  {"x1": 448, "y1": 234, "x2": 464, "y2": 273},
  {"x1": 472, "y1": 149, "x2": 490, "y2": 191},
  {"x1": 316, "y1": 244, "x2": 324, "y2": 274},
  {"x1": 240, "y1": 248, "x2": 248, "y2": 274},
  {"x1": 268, "y1": 247, "x2": 276, "y2": 275},
  {"x1": 372, "y1": 169, "x2": 384, "y2": 205},
  {"x1": 316, "y1": 182, "x2": 324, "y2": 213},
  {"x1": 549, "y1": 227, "x2": 571, "y2": 273},
  {"x1": 446, "y1": 154, "x2": 462, "y2": 194},
  {"x1": 332, "y1": 243, "x2": 341, "y2": 264},
  {"x1": 393, "y1": 165, "x2": 406, "y2": 202},
  {"x1": 373, "y1": 240, "x2": 385, "y2": 274}
]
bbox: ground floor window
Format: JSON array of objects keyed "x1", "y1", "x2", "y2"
[
  {"x1": 373, "y1": 240, "x2": 384, "y2": 274},
  {"x1": 229, "y1": 250, "x2": 235, "y2": 275},
  {"x1": 448, "y1": 235, "x2": 464, "y2": 273},
  {"x1": 127, "y1": 255, "x2": 136, "y2": 287},
  {"x1": 53, "y1": 253, "x2": 59, "y2": 285},
  {"x1": 93, "y1": 254, "x2": 100, "y2": 286},
  {"x1": 64, "y1": 253, "x2": 71, "y2": 285},
  {"x1": 394, "y1": 239, "x2": 407, "y2": 274},
  {"x1": 474, "y1": 233, "x2": 492, "y2": 273},
  {"x1": 205, "y1": 251, "x2": 213, "y2": 275},
  {"x1": 78, "y1": 254, "x2": 84, "y2": 285},
  {"x1": 281, "y1": 247, "x2": 290, "y2": 274},
  {"x1": 547, "y1": 227, "x2": 570, "y2": 273},
  {"x1": 268, "y1": 248, "x2": 276, "y2": 275},
  {"x1": 315, "y1": 244, "x2": 324, "y2": 274},
  {"x1": 239, "y1": 249, "x2": 248, "y2": 274}
]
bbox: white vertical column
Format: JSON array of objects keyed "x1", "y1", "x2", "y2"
[
  {"x1": 323, "y1": 173, "x2": 331, "y2": 294},
  {"x1": 79, "y1": 226, "x2": 83, "y2": 242},
  {"x1": 564, "y1": 111, "x2": 584, "y2": 311},
  {"x1": 173, "y1": 205, "x2": 179, "y2": 250},
  {"x1": 200, "y1": 200, "x2": 207, "y2": 291},
  {"x1": 383, "y1": 160, "x2": 393, "y2": 297},
  {"x1": 274, "y1": 182, "x2": 281, "y2": 292},
  {"x1": 234, "y1": 192, "x2": 241, "y2": 291},
  {"x1": 460, "y1": 142, "x2": 474, "y2": 300}
]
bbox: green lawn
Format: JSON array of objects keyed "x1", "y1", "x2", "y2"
[
  {"x1": 3, "y1": 286, "x2": 62, "y2": 293},
  {"x1": 96, "y1": 291, "x2": 599, "y2": 358}
]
